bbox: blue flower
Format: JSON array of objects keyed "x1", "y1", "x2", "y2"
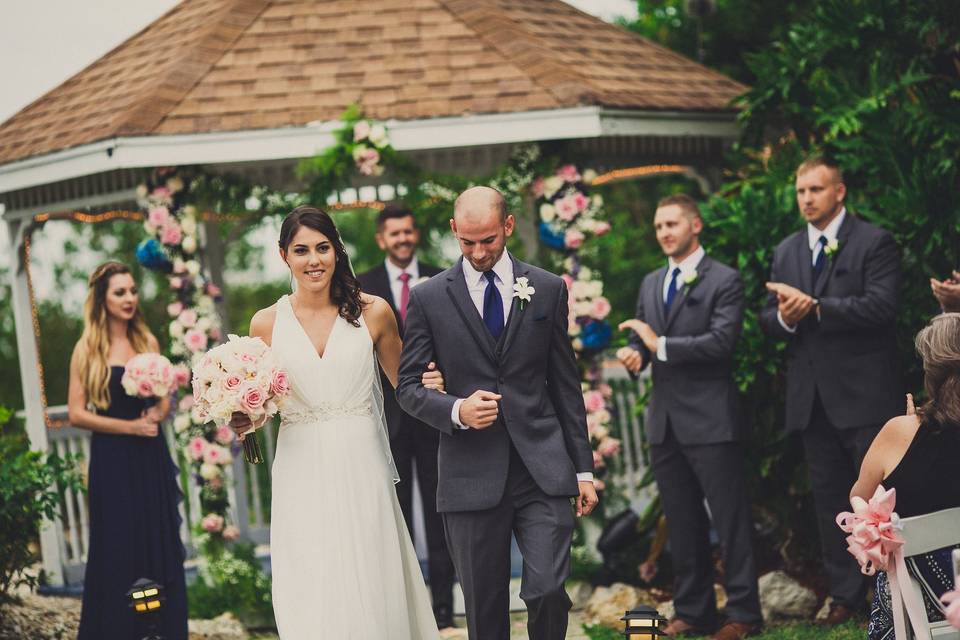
[
  {"x1": 136, "y1": 238, "x2": 172, "y2": 271},
  {"x1": 539, "y1": 221, "x2": 566, "y2": 251},
  {"x1": 580, "y1": 320, "x2": 612, "y2": 353}
]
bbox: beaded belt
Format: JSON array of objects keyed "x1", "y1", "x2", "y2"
[{"x1": 279, "y1": 402, "x2": 372, "y2": 426}]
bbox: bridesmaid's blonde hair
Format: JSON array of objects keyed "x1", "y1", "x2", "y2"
[
  {"x1": 76, "y1": 262, "x2": 151, "y2": 409},
  {"x1": 915, "y1": 312, "x2": 960, "y2": 427}
]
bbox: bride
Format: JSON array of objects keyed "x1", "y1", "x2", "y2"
[{"x1": 230, "y1": 205, "x2": 443, "y2": 638}]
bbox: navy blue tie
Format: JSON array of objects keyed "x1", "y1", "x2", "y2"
[
  {"x1": 482, "y1": 271, "x2": 504, "y2": 340},
  {"x1": 813, "y1": 235, "x2": 828, "y2": 278},
  {"x1": 664, "y1": 267, "x2": 681, "y2": 316}
]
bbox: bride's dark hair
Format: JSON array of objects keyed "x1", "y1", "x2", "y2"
[{"x1": 279, "y1": 205, "x2": 364, "y2": 327}]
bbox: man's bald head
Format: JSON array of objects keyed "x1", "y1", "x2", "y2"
[{"x1": 453, "y1": 186, "x2": 507, "y2": 224}]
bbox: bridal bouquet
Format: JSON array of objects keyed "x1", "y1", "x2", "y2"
[
  {"x1": 191, "y1": 334, "x2": 291, "y2": 463},
  {"x1": 122, "y1": 353, "x2": 176, "y2": 398}
]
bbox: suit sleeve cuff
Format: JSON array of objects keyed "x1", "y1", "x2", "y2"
[
  {"x1": 451, "y1": 398, "x2": 469, "y2": 430},
  {"x1": 777, "y1": 310, "x2": 798, "y2": 333},
  {"x1": 656, "y1": 336, "x2": 667, "y2": 362},
  {"x1": 576, "y1": 472, "x2": 594, "y2": 482}
]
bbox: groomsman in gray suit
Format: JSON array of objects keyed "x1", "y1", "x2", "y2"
[
  {"x1": 396, "y1": 186, "x2": 597, "y2": 640},
  {"x1": 760, "y1": 156, "x2": 901, "y2": 624},
  {"x1": 617, "y1": 194, "x2": 762, "y2": 640}
]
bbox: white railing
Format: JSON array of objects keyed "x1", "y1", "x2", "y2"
[{"x1": 41, "y1": 373, "x2": 649, "y2": 585}]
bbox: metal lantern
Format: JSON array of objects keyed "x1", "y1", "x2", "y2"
[
  {"x1": 621, "y1": 605, "x2": 667, "y2": 639},
  {"x1": 127, "y1": 577, "x2": 166, "y2": 640}
]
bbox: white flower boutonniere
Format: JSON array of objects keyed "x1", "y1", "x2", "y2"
[
  {"x1": 513, "y1": 276, "x2": 536, "y2": 310},
  {"x1": 680, "y1": 267, "x2": 699, "y2": 292},
  {"x1": 409, "y1": 276, "x2": 431, "y2": 288},
  {"x1": 824, "y1": 238, "x2": 840, "y2": 257}
]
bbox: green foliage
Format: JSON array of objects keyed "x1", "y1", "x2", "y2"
[
  {"x1": 187, "y1": 542, "x2": 274, "y2": 627},
  {"x1": 583, "y1": 622, "x2": 623, "y2": 640},
  {"x1": 586, "y1": 621, "x2": 865, "y2": 639},
  {"x1": 0, "y1": 415, "x2": 84, "y2": 602}
]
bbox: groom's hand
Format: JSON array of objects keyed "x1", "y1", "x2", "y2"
[
  {"x1": 459, "y1": 390, "x2": 502, "y2": 429},
  {"x1": 576, "y1": 481, "x2": 599, "y2": 517}
]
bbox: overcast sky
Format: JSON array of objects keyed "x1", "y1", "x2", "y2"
[{"x1": 0, "y1": 0, "x2": 637, "y2": 124}]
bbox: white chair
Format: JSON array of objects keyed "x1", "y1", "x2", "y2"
[{"x1": 898, "y1": 506, "x2": 960, "y2": 639}]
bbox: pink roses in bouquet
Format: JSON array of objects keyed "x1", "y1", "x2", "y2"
[
  {"x1": 191, "y1": 335, "x2": 290, "y2": 463},
  {"x1": 122, "y1": 353, "x2": 176, "y2": 398}
]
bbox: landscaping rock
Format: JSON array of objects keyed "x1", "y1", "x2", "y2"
[
  {"x1": 758, "y1": 570, "x2": 818, "y2": 621},
  {"x1": 0, "y1": 593, "x2": 81, "y2": 640},
  {"x1": 583, "y1": 582, "x2": 658, "y2": 628},
  {"x1": 567, "y1": 581, "x2": 594, "y2": 611},
  {"x1": 188, "y1": 612, "x2": 249, "y2": 640}
]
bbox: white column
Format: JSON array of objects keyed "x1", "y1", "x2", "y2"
[{"x1": 6, "y1": 217, "x2": 65, "y2": 586}]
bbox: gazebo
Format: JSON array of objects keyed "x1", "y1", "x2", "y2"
[{"x1": 0, "y1": 0, "x2": 744, "y2": 586}]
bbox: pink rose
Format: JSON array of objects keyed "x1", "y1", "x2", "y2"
[
  {"x1": 573, "y1": 192, "x2": 590, "y2": 212},
  {"x1": 561, "y1": 274, "x2": 574, "y2": 290},
  {"x1": 598, "y1": 383, "x2": 613, "y2": 399},
  {"x1": 564, "y1": 229, "x2": 585, "y2": 249},
  {"x1": 179, "y1": 394, "x2": 195, "y2": 412},
  {"x1": 172, "y1": 365, "x2": 191, "y2": 387},
  {"x1": 353, "y1": 120, "x2": 371, "y2": 141},
  {"x1": 160, "y1": 222, "x2": 182, "y2": 246},
  {"x1": 583, "y1": 390, "x2": 605, "y2": 414},
  {"x1": 203, "y1": 444, "x2": 229, "y2": 465},
  {"x1": 178, "y1": 309, "x2": 198, "y2": 328},
  {"x1": 357, "y1": 148, "x2": 381, "y2": 175},
  {"x1": 188, "y1": 436, "x2": 207, "y2": 461},
  {"x1": 222, "y1": 374, "x2": 243, "y2": 392},
  {"x1": 201, "y1": 513, "x2": 224, "y2": 533},
  {"x1": 209, "y1": 328, "x2": 222, "y2": 341},
  {"x1": 215, "y1": 425, "x2": 234, "y2": 446},
  {"x1": 270, "y1": 369, "x2": 290, "y2": 397},
  {"x1": 223, "y1": 525, "x2": 241, "y2": 541},
  {"x1": 592, "y1": 450, "x2": 605, "y2": 469},
  {"x1": 598, "y1": 437, "x2": 621, "y2": 458},
  {"x1": 590, "y1": 296, "x2": 611, "y2": 320},
  {"x1": 239, "y1": 384, "x2": 266, "y2": 414},
  {"x1": 557, "y1": 164, "x2": 581, "y2": 183},
  {"x1": 148, "y1": 206, "x2": 170, "y2": 228},
  {"x1": 167, "y1": 301, "x2": 184, "y2": 317},
  {"x1": 151, "y1": 186, "x2": 171, "y2": 201},
  {"x1": 555, "y1": 195, "x2": 579, "y2": 221},
  {"x1": 593, "y1": 221, "x2": 611, "y2": 236},
  {"x1": 138, "y1": 380, "x2": 155, "y2": 397},
  {"x1": 184, "y1": 328, "x2": 208, "y2": 353},
  {"x1": 531, "y1": 177, "x2": 545, "y2": 198},
  {"x1": 169, "y1": 276, "x2": 183, "y2": 289},
  {"x1": 205, "y1": 283, "x2": 222, "y2": 297}
]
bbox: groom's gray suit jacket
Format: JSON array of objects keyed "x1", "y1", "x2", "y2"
[
  {"x1": 629, "y1": 255, "x2": 745, "y2": 445},
  {"x1": 396, "y1": 255, "x2": 594, "y2": 513}
]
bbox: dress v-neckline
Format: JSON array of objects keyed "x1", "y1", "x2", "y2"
[{"x1": 285, "y1": 295, "x2": 340, "y2": 361}]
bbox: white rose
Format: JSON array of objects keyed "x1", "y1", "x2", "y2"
[
  {"x1": 171, "y1": 341, "x2": 187, "y2": 356},
  {"x1": 183, "y1": 205, "x2": 198, "y2": 217},
  {"x1": 571, "y1": 281, "x2": 592, "y2": 300},
  {"x1": 543, "y1": 176, "x2": 564, "y2": 198},
  {"x1": 563, "y1": 257, "x2": 576, "y2": 272},
  {"x1": 568, "y1": 322, "x2": 582, "y2": 337},
  {"x1": 368, "y1": 124, "x2": 389, "y2": 147},
  {"x1": 143, "y1": 221, "x2": 157, "y2": 234},
  {"x1": 539, "y1": 203, "x2": 556, "y2": 222},
  {"x1": 173, "y1": 258, "x2": 186, "y2": 274},
  {"x1": 588, "y1": 281, "x2": 604, "y2": 298},
  {"x1": 196, "y1": 317, "x2": 212, "y2": 333},
  {"x1": 245, "y1": 196, "x2": 262, "y2": 211},
  {"x1": 578, "y1": 266, "x2": 593, "y2": 281},
  {"x1": 181, "y1": 215, "x2": 197, "y2": 235},
  {"x1": 582, "y1": 169, "x2": 598, "y2": 184},
  {"x1": 199, "y1": 463, "x2": 221, "y2": 480},
  {"x1": 169, "y1": 320, "x2": 184, "y2": 338},
  {"x1": 174, "y1": 414, "x2": 191, "y2": 433},
  {"x1": 197, "y1": 297, "x2": 215, "y2": 314},
  {"x1": 182, "y1": 235, "x2": 197, "y2": 255},
  {"x1": 186, "y1": 260, "x2": 201, "y2": 277},
  {"x1": 573, "y1": 301, "x2": 593, "y2": 317},
  {"x1": 572, "y1": 338, "x2": 584, "y2": 351},
  {"x1": 592, "y1": 194, "x2": 603, "y2": 207},
  {"x1": 680, "y1": 267, "x2": 698, "y2": 285}
]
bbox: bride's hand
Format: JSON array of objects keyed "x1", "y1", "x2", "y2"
[
  {"x1": 229, "y1": 412, "x2": 254, "y2": 438},
  {"x1": 422, "y1": 362, "x2": 446, "y2": 394}
]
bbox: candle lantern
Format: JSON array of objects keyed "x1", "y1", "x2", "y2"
[
  {"x1": 621, "y1": 605, "x2": 667, "y2": 639},
  {"x1": 127, "y1": 577, "x2": 166, "y2": 640}
]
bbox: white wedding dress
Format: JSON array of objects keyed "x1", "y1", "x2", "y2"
[{"x1": 269, "y1": 295, "x2": 439, "y2": 639}]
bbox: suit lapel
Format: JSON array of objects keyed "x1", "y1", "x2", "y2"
[
  {"x1": 375, "y1": 265, "x2": 401, "y2": 321},
  {"x1": 652, "y1": 266, "x2": 668, "y2": 331},
  {"x1": 498, "y1": 257, "x2": 528, "y2": 355},
  {"x1": 796, "y1": 233, "x2": 815, "y2": 295},
  {"x1": 664, "y1": 256, "x2": 712, "y2": 332},
  {"x1": 445, "y1": 259, "x2": 498, "y2": 365},
  {"x1": 814, "y1": 213, "x2": 854, "y2": 297}
]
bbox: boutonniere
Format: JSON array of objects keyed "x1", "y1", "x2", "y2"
[
  {"x1": 513, "y1": 276, "x2": 536, "y2": 310},
  {"x1": 679, "y1": 267, "x2": 699, "y2": 293},
  {"x1": 823, "y1": 238, "x2": 840, "y2": 257},
  {"x1": 409, "y1": 276, "x2": 430, "y2": 288}
]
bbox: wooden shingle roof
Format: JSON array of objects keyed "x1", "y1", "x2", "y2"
[{"x1": 0, "y1": 0, "x2": 746, "y2": 166}]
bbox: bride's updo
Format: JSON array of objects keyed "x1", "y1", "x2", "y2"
[
  {"x1": 915, "y1": 312, "x2": 960, "y2": 427},
  {"x1": 279, "y1": 205, "x2": 364, "y2": 327}
]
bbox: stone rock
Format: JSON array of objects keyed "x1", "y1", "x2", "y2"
[
  {"x1": 815, "y1": 596, "x2": 835, "y2": 622},
  {"x1": 583, "y1": 582, "x2": 658, "y2": 629},
  {"x1": 188, "y1": 612, "x2": 249, "y2": 640},
  {"x1": 758, "y1": 570, "x2": 818, "y2": 621},
  {"x1": 658, "y1": 599, "x2": 675, "y2": 622},
  {"x1": 714, "y1": 583, "x2": 728, "y2": 611},
  {"x1": 0, "y1": 593, "x2": 81, "y2": 640}
]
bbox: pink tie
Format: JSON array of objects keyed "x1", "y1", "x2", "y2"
[{"x1": 398, "y1": 272, "x2": 411, "y2": 326}]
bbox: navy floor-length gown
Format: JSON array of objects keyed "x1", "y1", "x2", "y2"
[{"x1": 77, "y1": 366, "x2": 188, "y2": 640}]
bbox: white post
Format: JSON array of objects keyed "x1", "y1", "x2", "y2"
[{"x1": 6, "y1": 216, "x2": 65, "y2": 586}]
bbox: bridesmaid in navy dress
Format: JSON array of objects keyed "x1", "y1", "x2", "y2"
[{"x1": 67, "y1": 261, "x2": 187, "y2": 640}]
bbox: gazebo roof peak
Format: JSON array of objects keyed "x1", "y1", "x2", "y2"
[{"x1": 0, "y1": 0, "x2": 745, "y2": 169}]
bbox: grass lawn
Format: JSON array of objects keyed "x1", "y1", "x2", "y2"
[{"x1": 584, "y1": 621, "x2": 866, "y2": 639}]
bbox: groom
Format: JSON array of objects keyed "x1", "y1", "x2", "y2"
[{"x1": 397, "y1": 186, "x2": 597, "y2": 640}]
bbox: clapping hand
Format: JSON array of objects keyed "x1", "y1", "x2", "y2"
[
  {"x1": 458, "y1": 390, "x2": 502, "y2": 429},
  {"x1": 766, "y1": 282, "x2": 816, "y2": 326},
  {"x1": 576, "y1": 481, "x2": 599, "y2": 517},
  {"x1": 931, "y1": 271, "x2": 960, "y2": 312},
  {"x1": 618, "y1": 319, "x2": 658, "y2": 352},
  {"x1": 421, "y1": 362, "x2": 445, "y2": 393}
]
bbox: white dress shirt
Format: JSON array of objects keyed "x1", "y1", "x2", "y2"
[
  {"x1": 777, "y1": 207, "x2": 847, "y2": 333},
  {"x1": 450, "y1": 251, "x2": 592, "y2": 482},
  {"x1": 655, "y1": 246, "x2": 706, "y2": 361},
  {"x1": 384, "y1": 256, "x2": 419, "y2": 308}
]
